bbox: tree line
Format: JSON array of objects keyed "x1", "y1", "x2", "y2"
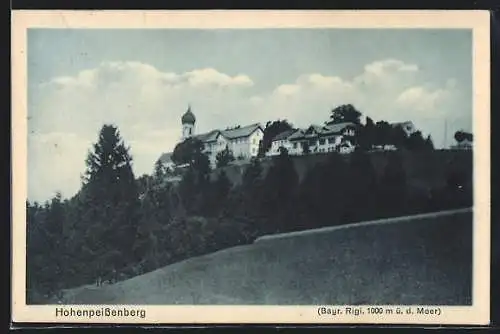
[{"x1": 26, "y1": 105, "x2": 471, "y2": 303}]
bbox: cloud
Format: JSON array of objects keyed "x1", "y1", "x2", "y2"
[
  {"x1": 29, "y1": 58, "x2": 470, "y2": 202},
  {"x1": 363, "y1": 59, "x2": 419, "y2": 76},
  {"x1": 29, "y1": 62, "x2": 257, "y2": 202},
  {"x1": 182, "y1": 68, "x2": 254, "y2": 87},
  {"x1": 253, "y1": 59, "x2": 468, "y2": 135},
  {"x1": 396, "y1": 86, "x2": 449, "y2": 113}
]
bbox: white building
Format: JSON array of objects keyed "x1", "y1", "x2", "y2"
[
  {"x1": 195, "y1": 123, "x2": 264, "y2": 167},
  {"x1": 266, "y1": 122, "x2": 357, "y2": 157},
  {"x1": 160, "y1": 106, "x2": 264, "y2": 170},
  {"x1": 267, "y1": 129, "x2": 296, "y2": 156}
]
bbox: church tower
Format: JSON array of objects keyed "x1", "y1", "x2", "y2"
[{"x1": 181, "y1": 105, "x2": 196, "y2": 140}]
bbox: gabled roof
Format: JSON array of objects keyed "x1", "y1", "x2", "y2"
[
  {"x1": 391, "y1": 121, "x2": 413, "y2": 128},
  {"x1": 288, "y1": 129, "x2": 306, "y2": 141},
  {"x1": 220, "y1": 123, "x2": 263, "y2": 140},
  {"x1": 194, "y1": 129, "x2": 221, "y2": 143},
  {"x1": 287, "y1": 122, "x2": 356, "y2": 141},
  {"x1": 271, "y1": 129, "x2": 297, "y2": 142},
  {"x1": 158, "y1": 152, "x2": 173, "y2": 163},
  {"x1": 193, "y1": 123, "x2": 263, "y2": 143},
  {"x1": 322, "y1": 122, "x2": 357, "y2": 134},
  {"x1": 304, "y1": 125, "x2": 324, "y2": 137}
]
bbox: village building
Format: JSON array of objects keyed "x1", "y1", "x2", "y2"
[
  {"x1": 159, "y1": 108, "x2": 418, "y2": 172},
  {"x1": 266, "y1": 122, "x2": 357, "y2": 157},
  {"x1": 159, "y1": 106, "x2": 264, "y2": 170}
]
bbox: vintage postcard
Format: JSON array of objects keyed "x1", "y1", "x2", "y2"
[{"x1": 12, "y1": 10, "x2": 490, "y2": 325}]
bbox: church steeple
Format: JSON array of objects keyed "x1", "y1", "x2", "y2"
[
  {"x1": 181, "y1": 104, "x2": 196, "y2": 125},
  {"x1": 181, "y1": 105, "x2": 196, "y2": 140}
]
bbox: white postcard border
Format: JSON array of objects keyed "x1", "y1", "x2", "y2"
[{"x1": 11, "y1": 10, "x2": 491, "y2": 325}]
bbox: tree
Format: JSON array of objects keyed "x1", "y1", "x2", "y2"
[
  {"x1": 424, "y1": 135, "x2": 435, "y2": 151},
  {"x1": 178, "y1": 148, "x2": 211, "y2": 214},
  {"x1": 242, "y1": 157, "x2": 263, "y2": 190},
  {"x1": 297, "y1": 152, "x2": 350, "y2": 229},
  {"x1": 261, "y1": 147, "x2": 299, "y2": 233},
  {"x1": 79, "y1": 124, "x2": 140, "y2": 279},
  {"x1": 26, "y1": 192, "x2": 70, "y2": 302},
  {"x1": 344, "y1": 151, "x2": 379, "y2": 222},
  {"x1": 373, "y1": 121, "x2": 394, "y2": 147},
  {"x1": 258, "y1": 120, "x2": 293, "y2": 157},
  {"x1": 171, "y1": 137, "x2": 205, "y2": 165},
  {"x1": 178, "y1": 167, "x2": 197, "y2": 213},
  {"x1": 454, "y1": 130, "x2": 473, "y2": 143},
  {"x1": 153, "y1": 159, "x2": 166, "y2": 180},
  {"x1": 135, "y1": 177, "x2": 173, "y2": 271},
  {"x1": 192, "y1": 150, "x2": 211, "y2": 185},
  {"x1": 327, "y1": 104, "x2": 362, "y2": 125},
  {"x1": 207, "y1": 170, "x2": 232, "y2": 216},
  {"x1": 378, "y1": 152, "x2": 408, "y2": 217},
  {"x1": 405, "y1": 131, "x2": 427, "y2": 151},
  {"x1": 358, "y1": 116, "x2": 376, "y2": 150},
  {"x1": 45, "y1": 192, "x2": 65, "y2": 283},
  {"x1": 216, "y1": 145, "x2": 235, "y2": 168}
]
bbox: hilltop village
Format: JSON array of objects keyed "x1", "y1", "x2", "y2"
[{"x1": 158, "y1": 106, "x2": 421, "y2": 173}]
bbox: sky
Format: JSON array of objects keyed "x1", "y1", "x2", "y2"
[{"x1": 27, "y1": 28, "x2": 472, "y2": 203}]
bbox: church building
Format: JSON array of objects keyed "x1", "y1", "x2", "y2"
[{"x1": 159, "y1": 106, "x2": 264, "y2": 170}]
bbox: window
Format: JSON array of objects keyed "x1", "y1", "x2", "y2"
[
  {"x1": 189, "y1": 128, "x2": 192, "y2": 135},
  {"x1": 319, "y1": 138, "x2": 326, "y2": 145},
  {"x1": 293, "y1": 142, "x2": 297, "y2": 149}
]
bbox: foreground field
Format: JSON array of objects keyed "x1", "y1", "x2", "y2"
[{"x1": 60, "y1": 209, "x2": 472, "y2": 305}]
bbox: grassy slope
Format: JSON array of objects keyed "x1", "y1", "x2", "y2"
[{"x1": 60, "y1": 209, "x2": 472, "y2": 305}]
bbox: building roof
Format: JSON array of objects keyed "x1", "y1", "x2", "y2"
[
  {"x1": 221, "y1": 123, "x2": 263, "y2": 139},
  {"x1": 181, "y1": 106, "x2": 196, "y2": 124},
  {"x1": 287, "y1": 122, "x2": 356, "y2": 141},
  {"x1": 158, "y1": 152, "x2": 173, "y2": 164},
  {"x1": 194, "y1": 129, "x2": 220, "y2": 143},
  {"x1": 288, "y1": 129, "x2": 306, "y2": 141},
  {"x1": 323, "y1": 122, "x2": 357, "y2": 134},
  {"x1": 391, "y1": 121, "x2": 413, "y2": 128},
  {"x1": 271, "y1": 129, "x2": 297, "y2": 142},
  {"x1": 195, "y1": 123, "x2": 263, "y2": 143}
]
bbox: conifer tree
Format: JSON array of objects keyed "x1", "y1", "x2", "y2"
[
  {"x1": 379, "y1": 151, "x2": 408, "y2": 216},
  {"x1": 261, "y1": 148, "x2": 299, "y2": 232},
  {"x1": 242, "y1": 157, "x2": 263, "y2": 191},
  {"x1": 215, "y1": 145, "x2": 235, "y2": 168},
  {"x1": 345, "y1": 151, "x2": 378, "y2": 221},
  {"x1": 78, "y1": 124, "x2": 140, "y2": 279}
]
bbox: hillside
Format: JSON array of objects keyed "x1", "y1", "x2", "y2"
[
  {"x1": 213, "y1": 149, "x2": 472, "y2": 192},
  {"x1": 59, "y1": 208, "x2": 472, "y2": 305}
]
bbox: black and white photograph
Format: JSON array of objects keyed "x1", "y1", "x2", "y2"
[{"x1": 12, "y1": 10, "x2": 490, "y2": 324}]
